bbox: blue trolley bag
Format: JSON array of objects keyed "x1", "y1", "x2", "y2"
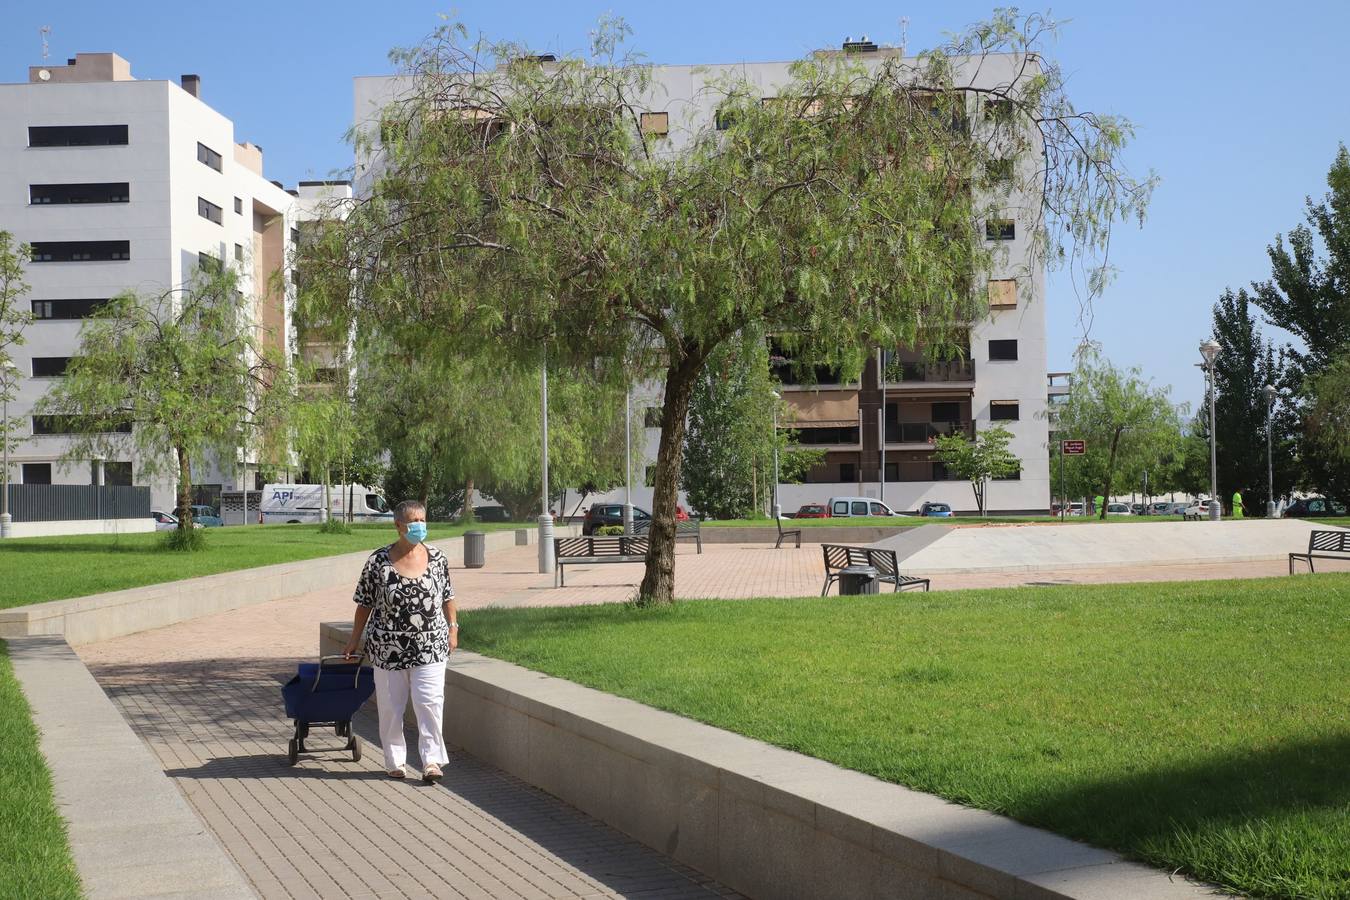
[{"x1": 281, "y1": 654, "x2": 376, "y2": 766}]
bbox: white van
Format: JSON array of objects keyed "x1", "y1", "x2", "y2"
[
  {"x1": 261, "y1": 484, "x2": 392, "y2": 524},
  {"x1": 827, "y1": 496, "x2": 901, "y2": 518}
]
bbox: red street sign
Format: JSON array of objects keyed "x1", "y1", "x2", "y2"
[{"x1": 1061, "y1": 440, "x2": 1086, "y2": 455}]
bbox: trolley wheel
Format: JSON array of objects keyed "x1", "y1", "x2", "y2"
[
  {"x1": 287, "y1": 737, "x2": 299, "y2": 766},
  {"x1": 348, "y1": 735, "x2": 362, "y2": 762}
]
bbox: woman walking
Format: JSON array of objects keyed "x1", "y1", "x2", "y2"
[{"x1": 343, "y1": 500, "x2": 458, "y2": 782}]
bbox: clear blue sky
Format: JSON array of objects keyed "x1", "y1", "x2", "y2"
[{"x1": 4, "y1": 1, "x2": 1347, "y2": 410}]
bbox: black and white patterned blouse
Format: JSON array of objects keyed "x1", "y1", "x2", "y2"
[{"x1": 353, "y1": 544, "x2": 454, "y2": 670}]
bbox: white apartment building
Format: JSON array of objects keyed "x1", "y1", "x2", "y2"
[
  {"x1": 0, "y1": 53, "x2": 312, "y2": 512},
  {"x1": 352, "y1": 40, "x2": 1051, "y2": 515}
]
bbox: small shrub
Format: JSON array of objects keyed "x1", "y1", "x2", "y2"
[
  {"x1": 160, "y1": 526, "x2": 207, "y2": 552},
  {"x1": 597, "y1": 525, "x2": 626, "y2": 536},
  {"x1": 319, "y1": 518, "x2": 353, "y2": 535}
]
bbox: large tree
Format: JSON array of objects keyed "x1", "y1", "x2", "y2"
[
  {"x1": 1209, "y1": 288, "x2": 1298, "y2": 513},
  {"x1": 1053, "y1": 352, "x2": 1186, "y2": 518},
  {"x1": 1251, "y1": 144, "x2": 1350, "y2": 499},
  {"x1": 320, "y1": 14, "x2": 1152, "y2": 603},
  {"x1": 0, "y1": 232, "x2": 32, "y2": 462},
  {"x1": 37, "y1": 268, "x2": 281, "y2": 535}
]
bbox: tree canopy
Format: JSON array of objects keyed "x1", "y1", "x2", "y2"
[
  {"x1": 315, "y1": 13, "x2": 1153, "y2": 602},
  {"x1": 932, "y1": 424, "x2": 1020, "y2": 515},
  {"x1": 0, "y1": 232, "x2": 31, "y2": 461}
]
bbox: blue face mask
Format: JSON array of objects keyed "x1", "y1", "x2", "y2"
[{"x1": 404, "y1": 521, "x2": 427, "y2": 544}]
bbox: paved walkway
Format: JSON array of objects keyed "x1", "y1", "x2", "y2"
[{"x1": 77, "y1": 537, "x2": 1346, "y2": 899}]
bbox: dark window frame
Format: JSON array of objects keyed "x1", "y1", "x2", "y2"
[
  {"x1": 233, "y1": 196, "x2": 243, "y2": 215},
  {"x1": 30, "y1": 182, "x2": 130, "y2": 205},
  {"x1": 30, "y1": 241, "x2": 130, "y2": 263},
  {"x1": 197, "y1": 141, "x2": 223, "y2": 172},
  {"x1": 985, "y1": 219, "x2": 1016, "y2": 241},
  {"x1": 31, "y1": 298, "x2": 111, "y2": 320},
  {"x1": 990, "y1": 401, "x2": 1020, "y2": 422},
  {"x1": 198, "y1": 196, "x2": 223, "y2": 225},
  {"x1": 988, "y1": 339, "x2": 1019, "y2": 362},
  {"x1": 31, "y1": 357, "x2": 71, "y2": 378},
  {"x1": 28, "y1": 124, "x2": 128, "y2": 147},
  {"x1": 21, "y1": 463, "x2": 53, "y2": 485},
  {"x1": 32, "y1": 415, "x2": 132, "y2": 435}
]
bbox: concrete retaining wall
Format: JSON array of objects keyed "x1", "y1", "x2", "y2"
[
  {"x1": 8, "y1": 517, "x2": 156, "y2": 538},
  {"x1": 318, "y1": 623, "x2": 1213, "y2": 900},
  {"x1": 6, "y1": 636, "x2": 257, "y2": 899},
  {"x1": 0, "y1": 529, "x2": 533, "y2": 645}
]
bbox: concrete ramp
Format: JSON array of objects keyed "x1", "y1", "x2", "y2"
[{"x1": 894, "y1": 519, "x2": 1346, "y2": 575}]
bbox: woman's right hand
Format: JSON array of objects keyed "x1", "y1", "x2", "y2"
[{"x1": 342, "y1": 639, "x2": 359, "y2": 659}]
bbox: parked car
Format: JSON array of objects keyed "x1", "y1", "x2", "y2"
[
  {"x1": 1067, "y1": 502, "x2": 1086, "y2": 517},
  {"x1": 186, "y1": 504, "x2": 223, "y2": 527},
  {"x1": 1284, "y1": 496, "x2": 1348, "y2": 517},
  {"x1": 794, "y1": 503, "x2": 830, "y2": 519},
  {"x1": 1181, "y1": 500, "x2": 1210, "y2": 520},
  {"x1": 1129, "y1": 503, "x2": 1148, "y2": 516},
  {"x1": 1148, "y1": 501, "x2": 1173, "y2": 516},
  {"x1": 473, "y1": 505, "x2": 512, "y2": 522},
  {"x1": 582, "y1": 504, "x2": 651, "y2": 535},
  {"x1": 151, "y1": 510, "x2": 202, "y2": 531},
  {"x1": 827, "y1": 496, "x2": 900, "y2": 518},
  {"x1": 917, "y1": 501, "x2": 953, "y2": 518},
  {"x1": 1106, "y1": 502, "x2": 1132, "y2": 515}
]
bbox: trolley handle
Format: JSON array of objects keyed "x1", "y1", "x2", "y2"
[{"x1": 311, "y1": 653, "x2": 367, "y2": 694}]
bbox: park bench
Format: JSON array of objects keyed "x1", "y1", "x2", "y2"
[
  {"x1": 775, "y1": 517, "x2": 802, "y2": 549},
  {"x1": 632, "y1": 518, "x2": 703, "y2": 553},
  {"x1": 553, "y1": 535, "x2": 649, "y2": 587},
  {"x1": 1288, "y1": 529, "x2": 1350, "y2": 574},
  {"x1": 821, "y1": 544, "x2": 930, "y2": 595}
]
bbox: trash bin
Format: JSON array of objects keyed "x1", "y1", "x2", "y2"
[
  {"x1": 838, "y1": 565, "x2": 879, "y2": 595},
  {"x1": 464, "y1": 530, "x2": 486, "y2": 569}
]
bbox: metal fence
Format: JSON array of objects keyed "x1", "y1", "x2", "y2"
[{"x1": 3, "y1": 484, "x2": 151, "y2": 522}]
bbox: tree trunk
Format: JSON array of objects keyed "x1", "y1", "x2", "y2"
[
  {"x1": 463, "y1": 476, "x2": 475, "y2": 522},
  {"x1": 1101, "y1": 427, "x2": 1122, "y2": 520},
  {"x1": 175, "y1": 445, "x2": 193, "y2": 531},
  {"x1": 637, "y1": 350, "x2": 705, "y2": 606}
]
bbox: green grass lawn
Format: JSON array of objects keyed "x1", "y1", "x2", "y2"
[
  {"x1": 0, "y1": 641, "x2": 82, "y2": 899},
  {"x1": 463, "y1": 576, "x2": 1350, "y2": 899},
  {"x1": 0, "y1": 521, "x2": 518, "y2": 609}
]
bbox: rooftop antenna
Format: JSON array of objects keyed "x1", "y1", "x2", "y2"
[
  {"x1": 899, "y1": 17, "x2": 909, "y2": 55},
  {"x1": 39, "y1": 25, "x2": 51, "y2": 61}
]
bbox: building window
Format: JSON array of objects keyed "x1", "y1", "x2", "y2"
[
  {"x1": 28, "y1": 124, "x2": 128, "y2": 147},
  {"x1": 988, "y1": 279, "x2": 1017, "y2": 309},
  {"x1": 234, "y1": 243, "x2": 244, "y2": 262},
  {"x1": 985, "y1": 219, "x2": 1015, "y2": 241},
  {"x1": 291, "y1": 228, "x2": 300, "y2": 247},
  {"x1": 21, "y1": 463, "x2": 53, "y2": 484},
  {"x1": 31, "y1": 298, "x2": 110, "y2": 320},
  {"x1": 103, "y1": 461, "x2": 133, "y2": 486},
  {"x1": 234, "y1": 196, "x2": 243, "y2": 215},
  {"x1": 990, "y1": 401, "x2": 1020, "y2": 421},
  {"x1": 715, "y1": 108, "x2": 739, "y2": 131},
  {"x1": 198, "y1": 252, "x2": 223, "y2": 274},
  {"x1": 839, "y1": 463, "x2": 856, "y2": 484},
  {"x1": 198, "y1": 197, "x2": 223, "y2": 225},
  {"x1": 989, "y1": 339, "x2": 1018, "y2": 361},
  {"x1": 30, "y1": 182, "x2": 130, "y2": 205},
  {"x1": 994, "y1": 466, "x2": 1022, "y2": 481},
  {"x1": 931, "y1": 402, "x2": 961, "y2": 422},
  {"x1": 197, "y1": 141, "x2": 223, "y2": 172},
  {"x1": 640, "y1": 112, "x2": 669, "y2": 137},
  {"x1": 31, "y1": 357, "x2": 71, "y2": 377},
  {"x1": 30, "y1": 241, "x2": 130, "y2": 262},
  {"x1": 643, "y1": 407, "x2": 663, "y2": 428},
  {"x1": 32, "y1": 415, "x2": 132, "y2": 435}
]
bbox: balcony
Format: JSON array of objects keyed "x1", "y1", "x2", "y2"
[
  {"x1": 885, "y1": 420, "x2": 974, "y2": 445},
  {"x1": 883, "y1": 358, "x2": 975, "y2": 385}
]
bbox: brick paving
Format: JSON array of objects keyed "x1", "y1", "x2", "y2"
[{"x1": 77, "y1": 534, "x2": 1346, "y2": 899}]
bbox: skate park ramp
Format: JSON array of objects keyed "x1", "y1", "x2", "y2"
[{"x1": 876, "y1": 519, "x2": 1348, "y2": 575}]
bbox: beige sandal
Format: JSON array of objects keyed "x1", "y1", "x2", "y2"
[
  {"x1": 387, "y1": 767, "x2": 406, "y2": 779},
  {"x1": 423, "y1": 763, "x2": 443, "y2": 784}
]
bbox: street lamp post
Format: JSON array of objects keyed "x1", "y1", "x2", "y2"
[
  {"x1": 622, "y1": 383, "x2": 633, "y2": 534},
  {"x1": 538, "y1": 356, "x2": 554, "y2": 573},
  {"x1": 1199, "y1": 339, "x2": 1222, "y2": 521},
  {"x1": 1, "y1": 361, "x2": 15, "y2": 539},
  {"x1": 1264, "y1": 383, "x2": 1277, "y2": 518},
  {"x1": 771, "y1": 390, "x2": 781, "y2": 520}
]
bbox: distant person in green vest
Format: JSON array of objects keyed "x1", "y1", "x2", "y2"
[
  {"x1": 1232, "y1": 490, "x2": 1244, "y2": 518},
  {"x1": 1094, "y1": 495, "x2": 1104, "y2": 516}
]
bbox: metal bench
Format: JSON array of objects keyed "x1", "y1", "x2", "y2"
[
  {"x1": 821, "y1": 544, "x2": 930, "y2": 595},
  {"x1": 554, "y1": 535, "x2": 649, "y2": 587},
  {"x1": 632, "y1": 518, "x2": 702, "y2": 553},
  {"x1": 776, "y1": 517, "x2": 802, "y2": 549},
  {"x1": 1289, "y1": 529, "x2": 1350, "y2": 573}
]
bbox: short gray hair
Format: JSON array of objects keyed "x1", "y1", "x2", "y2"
[{"x1": 393, "y1": 500, "x2": 427, "y2": 523}]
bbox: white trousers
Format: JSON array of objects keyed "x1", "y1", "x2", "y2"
[{"x1": 373, "y1": 663, "x2": 449, "y2": 771}]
